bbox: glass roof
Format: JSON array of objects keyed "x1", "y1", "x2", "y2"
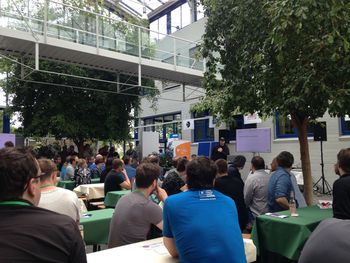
[{"x1": 118, "y1": 0, "x2": 167, "y2": 19}]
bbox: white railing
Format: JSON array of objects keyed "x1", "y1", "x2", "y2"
[{"x1": 0, "y1": 0, "x2": 205, "y2": 71}]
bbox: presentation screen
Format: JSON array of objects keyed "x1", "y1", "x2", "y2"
[
  {"x1": 0, "y1": 133, "x2": 16, "y2": 149},
  {"x1": 236, "y1": 128, "x2": 271, "y2": 153}
]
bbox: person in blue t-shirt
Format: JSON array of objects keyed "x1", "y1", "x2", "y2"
[
  {"x1": 123, "y1": 156, "x2": 136, "y2": 183},
  {"x1": 163, "y1": 157, "x2": 246, "y2": 263},
  {"x1": 268, "y1": 151, "x2": 295, "y2": 212}
]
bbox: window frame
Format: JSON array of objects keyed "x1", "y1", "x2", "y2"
[{"x1": 275, "y1": 112, "x2": 314, "y2": 139}]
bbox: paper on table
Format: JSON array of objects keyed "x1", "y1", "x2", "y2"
[
  {"x1": 265, "y1": 212, "x2": 289, "y2": 218},
  {"x1": 141, "y1": 242, "x2": 169, "y2": 255}
]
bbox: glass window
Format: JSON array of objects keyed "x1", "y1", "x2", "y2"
[
  {"x1": 196, "y1": 2, "x2": 205, "y2": 20},
  {"x1": 144, "y1": 118, "x2": 153, "y2": 132},
  {"x1": 171, "y1": 6, "x2": 181, "y2": 33},
  {"x1": 340, "y1": 117, "x2": 350, "y2": 135},
  {"x1": 181, "y1": 3, "x2": 191, "y2": 28},
  {"x1": 150, "y1": 20, "x2": 159, "y2": 42},
  {"x1": 228, "y1": 115, "x2": 257, "y2": 141},
  {"x1": 193, "y1": 111, "x2": 214, "y2": 142},
  {"x1": 275, "y1": 112, "x2": 314, "y2": 138},
  {"x1": 158, "y1": 15, "x2": 167, "y2": 39},
  {"x1": 142, "y1": 113, "x2": 181, "y2": 143}
]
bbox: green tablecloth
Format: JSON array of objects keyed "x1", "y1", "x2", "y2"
[
  {"x1": 251, "y1": 205, "x2": 332, "y2": 262},
  {"x1": 57, "y1": 180, "x2": 75, "y2": 190},
  {"x1": 57, "y1": 178, "x2": 100, "y2": 191},
  {"x1": 80, "y1": 208, "x2": 114, "y2": 245},
  {"x1": 104, "y1": 190, "x2": 131, "y2": 208}
]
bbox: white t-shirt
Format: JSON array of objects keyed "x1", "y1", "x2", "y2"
[{"x1": 38, "y1": 187, "x2": 81, "y2": 222}]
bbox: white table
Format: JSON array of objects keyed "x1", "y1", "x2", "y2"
[
  {"x1": 87, "y1": 237, "x2": 256, "y2": 263},
  {"x1": 74, "y1": 183, "x2": 104, "y2": 200}
]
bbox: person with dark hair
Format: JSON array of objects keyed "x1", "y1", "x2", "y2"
[
  {"x1": 4, "y1": 140, "x2": 14, "y2": 148},
  {"x1": 0, "y1": 148, "x2": 86, "y2": 262},
  {"x1": 107, "y1": 146, "x2": 120, "y2": 159},
  {"x1": 67, "y1": 145, "x2": 78, "y2": 156},
  {"x1": 161, "y1": 158, "x2": 188, "y2": 196},
  {"x1": 123, "y1": 155, "x2": 136, "y2": 183},
  {"x1": 108, "y1": 163, "x2": 168, "y2": 247},
  {"x1": 148, "y1": 154, "x2": 164, "y2": 179},
  {"x1": 228, "y1": 155, "x2": 246, "y2": 186},
  {"x1": 100, "y1": 157, "x2": 114, "y2": 183},
  {"x1": 244, "y1": 156, "x2": 270, "y2": 220},
  {"x1": 163, "y1": 157, "x2": 246, "y2": 263},
  {"x1": 64, "y1": 155, "x2": 78, "y2": 180},
  {"x1": 333, "y1": 148, "x2": 350, "y2": 219},
  {"x1": 125, "y1": 142, "x2": 138, "y2": 160},
  {"x1": 268, "y1": 151, "x2": 295, "y2": 212},
  {"x1": 104, "y1": 159, "x2": 131, "y2": 195},
  {"x1": 215, "y1": 159, "x2": 228, "y2": 177},
  {"x1": 215, "y1": 159, "x2": 248, "y2": 231},
  {"x1": 211, "y1": 137, "x2": 230, "y2": 161},
  {"x1": 38, "y1": 158, "x2": 81, "y2": 222}
]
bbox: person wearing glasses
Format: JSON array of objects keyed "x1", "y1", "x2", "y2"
[{"x1": 0, "y1": 147, "x2": 86, "y2": 263}]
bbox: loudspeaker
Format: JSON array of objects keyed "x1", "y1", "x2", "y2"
[
  {"x1": 314, "y1": 122, "x2": 327, "y2": 141},
  {"x1": 219, "y1": 129, "x2": 230, "y2": 143}
]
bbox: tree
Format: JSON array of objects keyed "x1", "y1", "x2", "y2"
[
  {"x1": 198, "y1": 0, "x2": 350, "y2": 204},
  {"x1": 6, "y1": 59, "x2": 154, "y2": 154}
]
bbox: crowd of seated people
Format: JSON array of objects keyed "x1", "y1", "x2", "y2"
[{"x1": 2, "y1": 140, "x2": 350, "y2": 262}]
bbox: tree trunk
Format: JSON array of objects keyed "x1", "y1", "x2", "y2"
[{"x1": 292, "y1": 114, "x2": 313, "y2": 206}]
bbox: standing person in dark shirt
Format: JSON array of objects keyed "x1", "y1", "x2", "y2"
[
  {"x1": 211, "y1": 137, "x2": 230, "y2": 161},
  {"x1": 215, "y1": 159, "x2": 248, "y2": 231},
  {"x1": 0, "y1": 147, "x2": 86, "y2": 263},
  {"x1": 228, "y1": 155, "x2": 246, "y2": 187},
  {"x1": 333, "y1": 148, "x2": 350, "y2": 219},
  {"x1": 104, "y1": 159, "x2": 131, "y2": 195}
]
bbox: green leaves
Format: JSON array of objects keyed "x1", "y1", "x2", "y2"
[{"x1": 199, "y1": 0, "x2": 350, "y2": 122}]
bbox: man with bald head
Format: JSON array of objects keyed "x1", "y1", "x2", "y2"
[{"x1": 0, "y1": 147, "x2": 86, "y2": 262}]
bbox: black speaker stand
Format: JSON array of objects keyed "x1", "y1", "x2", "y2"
[{"x1": 313, "y1": 140, "x2": 332, "y2": 195}]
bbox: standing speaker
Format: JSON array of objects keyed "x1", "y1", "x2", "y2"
[
  {"x1": 313, "y1": 122, "x2": 327, "y2": 141},
  {"x1": 219, "y1": 129, "x2": 230, "y2": 143}
]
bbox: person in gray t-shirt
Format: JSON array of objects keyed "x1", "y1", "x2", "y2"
[
  {"x1": 108, "y1": 163, "x2": 168, "y2": 248},
  {"x1": 244, "y1": 156, "x2": 270, "y2": 219},
  {"x1": 299, "y1": 218, "x2": 350, "y2": 263}
]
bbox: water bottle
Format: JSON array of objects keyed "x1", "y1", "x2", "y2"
[{"x1": 289, "y1": 191, "x2": 298, "y2": 217}]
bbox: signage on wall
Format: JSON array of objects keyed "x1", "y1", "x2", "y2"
[
  {"x1": 182, "y1": 119, "x2": 194, "y2": 130},
  {"x1": 244, "y1": 113, "x2": 262, "y2": 124}
]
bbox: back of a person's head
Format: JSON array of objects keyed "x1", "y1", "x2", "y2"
[
  {"x1": 112, "y1": 159, "x2": 123, "y2": 170},
  {"x1": 215, "y1": 159, "x2": 228, "y2": 175},
  {"x1": 148, "y1": 155, "x2": 159, "y2": 165},
  {"x1": 123, "y1": 156, "x2": 131, "y2": 165},
  {"x1": 4, "y1": 141, "x2": 14, "y2": 148},
  {"x1": 135, "y1": 163, "x2": 160, "y2": 188},
  {"x1": 68, "y1": 155, "x2": 76, "y2": 164},
  {"x1": 337, "y1": 148, "x2": 350, "y2": 173},
  {"x1": 186, "y1": 157, "x2": 217, "y2": 189},
  {"x1": 95, "y1": 154, "x2": 104, "y2": 164},
  {"x1": 176, "y1": 158, "x2": 189, "y2": 173},
  {"x1": 141, "y1": 157, "x2": 150, "y2": 163},
  {"x1": 0, "y1": 147, "x2": 39, "y2": 201},
  {"x1": 38, "y1": 158, "x2": 57, "y2": 181},
  {"x1": 251, "y1": 156, "x2": 265, "y2": 170},
  {"x1": 78, "y1": 159, "x2": 86, "y2": 168},
  {"x1": 172, "y1": 157, "x2": 180, "y2": 168},
  {"x1": 276, "y1": 151, "x2": 294, "y2": 168},
  {"x1": 232, "y1": 155, "x2": 246, "y2": 168}
]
